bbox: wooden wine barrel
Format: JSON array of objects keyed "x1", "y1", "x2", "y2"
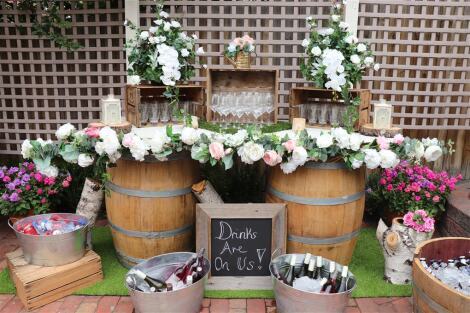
[
  {"x1": 105, "y1": 153, "x2": 200, "y2": 268},
  {"x1": 266, "y1": 162, "x2": 365, "y2": 265},
  {"x1": 413, "y1": 237, "x2": 470, "y2": 313}
]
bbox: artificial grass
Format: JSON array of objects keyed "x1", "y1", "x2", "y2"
[{"x1": 0, "y1": 226, "x2": 411, "y2": 298}]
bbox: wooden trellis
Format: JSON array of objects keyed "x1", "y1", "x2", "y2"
[{"x1": 0, "y1": 0, "x2": 127, "y2": 154}]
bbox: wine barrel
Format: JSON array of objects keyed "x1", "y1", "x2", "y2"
[
  {"x1": 413, "y1": 237, "x2": 470, "y2": 313},
  {"x1": 105, "y1": 153, "x2": 200, "y2": 268},
  {"x1": 266, "y1": 162, "x2": 365, "y2": 265}
]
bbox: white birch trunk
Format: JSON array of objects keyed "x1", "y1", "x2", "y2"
[
  {"x1": 376, "y1": 218, "x2": 433, "y2": 284},
  {"x1": 192, "y1": 180, "x2": 224, "y2": 204},
  {"x1": 76, "y1": 178, "x2": 104, "y2": 227}
]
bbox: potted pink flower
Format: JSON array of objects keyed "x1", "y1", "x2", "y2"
[{"x1": 223, "y1": 34, "x2": 256, "y2": 68}]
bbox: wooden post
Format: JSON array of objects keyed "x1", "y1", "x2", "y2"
[
  {"x1": 124, "y1": 0, "x2": 139, "y2": 82},
  {"x1": 344, "y1": 0, "x2": 360, "y2": 36}
]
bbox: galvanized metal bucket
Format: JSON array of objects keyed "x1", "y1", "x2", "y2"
[
  {"x1": 270, "y1": 253, "x2": 357, "y2": 313},
  {"x1": 126, "y1": 252, "x2": 210, "y2": 313},
  {"x1": 9, "y1": 213, "x2": 91, "y2": 266}
]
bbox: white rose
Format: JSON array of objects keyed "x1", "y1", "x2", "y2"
[
  {"x1": 351, "y1": 158, "x2": 363, "y2": 169},
  {"x1": 345, "y1": 35, "x2": 357, "y2": 44},
  {"x1": 357, "y1": 43, "x2": 366, "y2": 53},
  {"x1": 171, "y1": 20, "x2": 181, "y2": 28},
  {"x1": 181, "y1": 127, "x2": 199, "y2": 145},
  {"x1": 424, "y1": 146, "x2": 443, "y2": 162},
  {"x1": 331, "y1": 127, "x2": 350, "y2": 149},
  {"x1": 331, "y1": 15, "x2": 340, "y2": 22},
  {"x1": 318, "y1": 28, "x2": 334, "y2": 36},
  {"x1": 301, "y1": 38, "x2": 310, "y2": 48},
  {"x1": 316, "y1": 133, "x2": 333, "y2": 149},
  {"x1": 40, "y1": 165, "x2": 59, "y2": 178},
  {"x1": 97, "y1": 127, "x2": 120, "y2": 156},
  {"x1": 77, "y1": 154, "x2": 94, "y2": 167},
  {"x1": 128, "y1": 75, "x2": 141, "y2": 85},
  {"x1": 191, "y1": 34, "x2": 198, "y2": 40},
  {"x1": 364, "y1": 56, "x2": 374, "y2": 65},
  {"x1": 159, "y1": 11, "x2": 169, "y2": 18},
  {"x1": 280, "y1": 161, "x2": 298, "y2": 174},
  {"x1": 339, "y1": 22, "x2": 350, "y2": 30},
  {"x1": 196, "y1": 47, "x2": 205, "y2": 55},
  {"x1": 148, "y1": 132, "x2": 170, "y2": 154},
  {"x1": 225, "y1": 129, "x2": 247, "y2": 147},
  {"x1": 414, "y1": 141, "x2": 425, "y2": 159},
  {"x1": 140, "y1": 31, "x2": 149, "y2": 40},
  {"x1": 181, "y1": 48, "x2": 190, "y2": 57},
  {"x1": 374, "y1": 63, "x2": 380, "y2": 71},
  {"x1": 349, "y1": 133, "x2": 363, "y2": 151},
  {"x1": 291, "y1": 146, "x2": 308, "y2": 166},
  {"x1": 379, "y1": 149, "x2": 399, "y2": 169},
  {"x1": 55, "y1": 123, "x2": 75, "y2": 140},
  {"x1": 311, "y1": 46, "x2": 322, "y2": 56},
  {"x1": 154, "y1": 19, "x2": 163, "y2": 25},
  {"x1": 237, "y1": 142, "x2": 264, "y2": 164},
  {"x1": 149, "y1": 26, "x2": 158, "y2": 34},
  {"x1": 363, "y1": 149, "x2": 381, "y2": 169},
  {"x1": 95, "y1": 141, "x2": 105, "y2": 155},
  {"x1": 21, "y1": 139, "x2": 33, "y2": 159},
  {"x1": 350, "y1": 54, "x2": 360, "y2": 64}
]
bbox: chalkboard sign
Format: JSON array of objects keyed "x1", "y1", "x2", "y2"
[
  {"x1": 211, "y1": 218, "x2": 272, "y2": 276},
  {"x1": 196, "y1": 203, "x2": 286, "y2": 289}
]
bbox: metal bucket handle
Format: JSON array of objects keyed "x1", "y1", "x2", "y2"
[
  {"x1": 7, "y1": 218, "x2": 15, "y2": 231},
  {"x1": 271, "y1": 247, "x2": 282, "y2": 260}
]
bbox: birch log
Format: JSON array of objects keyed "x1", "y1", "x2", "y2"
[
  {"x1": 192, "y1": 180, "x2": 224, "y2": 203},
  {"x1": 376, "y1": 217, "x2": 433, "y2": 284},
  {"x1": 76, "y1": 178, "x2": 104, "y2": 227}
]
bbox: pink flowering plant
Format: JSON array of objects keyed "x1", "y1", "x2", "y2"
[
  {"x1": 373, "y1": 161, "x2": 462, "y2": 216},
  {"x1": 223, "y1": 34, "x2": 255, "y2": 59},
  {"x1": 0, "y1": 162, "x2": 72, "y2": 216},
  {"x1": 403, "y1": 210, "x2": 435, "y2": 233}
]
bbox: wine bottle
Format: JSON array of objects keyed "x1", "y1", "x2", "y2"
[
  {"x1": 314, "y1": 256, "x2": 323, "y2": 279},
  {"x1": 132, "y1": 269, "x2": 166, "y2": 291},
  {"x1": 297, "y1": 253, "x2": 312, "y2": 278},
  {"x1": 192, "y1": 266, "x2": 204, "y2": 282},
  {"x1": 284, "y1": 255, "x2": 297, "y2": 286},
  {"x1": 271, "y1": 262, "x2": 283, "y2": 280},
  {"x1": 337, "y1": 266, "x2": 349, "y2": 293},
  {"x1": 327, "y1": 263, "x2": 338, "y2": 293},
  {"x1": 175, "y1": 248, "x2": 205, "y2": 282},
  {"x1": 307, "y1": 258, "x2": 316, "y2": 279}
]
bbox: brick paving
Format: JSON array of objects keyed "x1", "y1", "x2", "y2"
[{"x1": 0, "y1": 218, "x2": 412, "y2": 313}]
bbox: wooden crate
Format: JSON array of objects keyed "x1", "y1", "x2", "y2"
[
  {"x1": 6, "y1": 249, "x2": 103, "y2": 311},
  {"x1": 125, "y1": 85, "x2": 205, "y2": 127},
  {"x1": 206, "y1": 68, "x2": 279, "y2": 123},
  {"x1": 289, "y1": 87, "x2": 371, "y2": 130}
]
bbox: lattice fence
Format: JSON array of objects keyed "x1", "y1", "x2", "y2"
[
  {"x1": 0, "y1": 0, "x2": 126, "y2": 154},
  {"x1": 358, "y1": 0, "x2": 469, "y2": 130}
]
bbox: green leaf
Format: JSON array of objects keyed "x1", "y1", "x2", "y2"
[{"x1": 222, "y1": 155, "x2": 234, "y2": 170}]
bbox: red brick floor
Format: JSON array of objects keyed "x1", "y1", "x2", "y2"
[{"x1": 0, "y1": 218, "x2": 412, "y2": 313}]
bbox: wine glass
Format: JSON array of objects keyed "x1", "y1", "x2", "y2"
[{"x1": 150, "y1": 100, "x2": 160, "y2": 125}]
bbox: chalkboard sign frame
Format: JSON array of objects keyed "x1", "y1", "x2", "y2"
[{"x1": 196, "y1": 203, "x2": 286, "y2": 290}]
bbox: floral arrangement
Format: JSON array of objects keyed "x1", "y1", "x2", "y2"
[
  {"x1": 300, "y1": 1, "x2": 379, "y2": 130},
  {"x1": 223, "y1": 34, "x2": 255, "y2": 59},
  {"x1": 0, "y1": 162, "x2": 72, "y2": 216},
  {"x1": 372, "y1": 161, "x2": 462, "y2": 216},
  {"x1": 22, "y1": 123, "x2": 450, "y2": 182},
  {"x1": 403, "y1": 210, "x2": 435, "y2": 233},
  {"x1": 125, "y1": 4, "x2": 204, "y2": 86}
]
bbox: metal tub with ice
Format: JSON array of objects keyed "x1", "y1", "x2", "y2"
[
  {"x1": 126, "y1": 252, "x2": 210, "y2": 313},
  {"x1": 270, "y1": 253, "x2": 356, "y2": 313}
]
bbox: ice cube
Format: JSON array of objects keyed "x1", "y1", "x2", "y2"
[{"x1": 292, "y1": 276, "x2": 322, "y2": 293}]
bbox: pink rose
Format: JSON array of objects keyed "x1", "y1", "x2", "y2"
[
  {"x1": 84, "y1": 127, "x2": 100, "y2": 138},
  {"x1": 209, "y1": 142, "x2": 225, "y2": 160},
  {"x1": 392, "y1": 134, "x2": 404, "y2": 145},
  {"x1": 40, "y1": 198, "x2": 46, "y2": 204},
  {"x1": 37, "y1": 188, "x2": 43, "y2": 195},
  {"x1": 432, "y1": 195, "x2": 440, "y2": 202},
  {"x1": 377, "y1": 136, "x2": 389, "y2": 150},
  {"x1": 122, "y1": 135, "x2": 134, "y2": 147},
  {"x1": 62, "y1": 180, "x2": 70, "y2": 188},
  {"x1": 263, "y1": 150, "x2": 282, "y2": 167},
  {"x1": 282, "y1": 139, "x2": 296, "y2": 153},
  {"x1": 242, "y1": 34, "x2": 254, "y2": 45},
  {"x1": 233, "y1": 37, "x2": 242, "y2": 47}
]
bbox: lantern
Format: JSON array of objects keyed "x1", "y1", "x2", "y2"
[
  {"x1": 100, "y1": 94, "x2": 122, "y2": 125},
  {"x1": 373, "y1": 99, "x2": 392, "y2": 129}
]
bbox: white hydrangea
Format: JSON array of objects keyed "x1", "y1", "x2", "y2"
[
  {"x1": 316, "y1": 133, "x2": 333, "y2": 149},
  {"x1": 21, "y1": 139, "x2": 33, "y2": 159},
  {"x1": 280, "y1": 160, "x2": 298, "y2": 174},
  {"x1": 55, "y1": 123, "x2": 75, "y2": 140},
  {"x1": 77, "y1": 154, "x2": 94, "y2": 167},
  {"x1": 122, "y1": 133, "x2": 149, "y2": 161},
  {"x1": 128, "y1": 75, "x2": 141, "y2": 85},
  {"x1": 311, "y1": 46, "x2": 322, "y2": 56},
  {"x1": 345, "y1": 35, "x2": 358, "y2": 44},
  {"x1": 140, "y1": 31, "x2": 149, "y2": 40},
  {"x1": 424, "y1": 146, "x2": 443, "y2": 162},
  {"x1": 357, "y1": 43, "x2": 366, "y2": 53},
  {"x1": 181, "y1": 48, "x2": 190, "y2": 57},
  {"x1": 95, "y1": 127, "x2": 121, "y2": 159},
  {"x1": 363, "y1": 149, "x2": 381, "y2": 169},
  {"x1": 349, "y1": 133, "x2": 363, "y2": 151},
  {"x1": 379, "y1": 149, "x2": 399, "y2": 168},
  {"x1": 331, "y1": 127, "x2": 349, "y2": 149},
  {"x1": 148, "y1": 131, "x2": 171, "y2": 155},
  {"x1": 225, "y1": 129, "x2": 247, "y2": 147},
  {"x1": 237, "y1": 142, "x2": 264, "y2": 164},
  {"x1": 318, "y1": 28, "x2": 334, "y2": 36},
  {"x1": 149, "y1": 26, "x2": 158, "y2": 34},
  {"x1": 181, "y1": 127, "x2": 199, "y2": 145}
]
